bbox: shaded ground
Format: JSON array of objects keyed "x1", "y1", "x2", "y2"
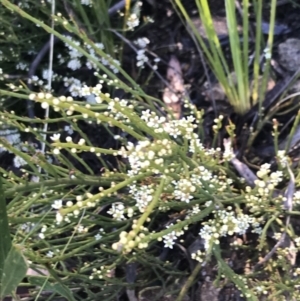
[{"x1": 132, "y1": 0, "x2": 300, "y2": 161}]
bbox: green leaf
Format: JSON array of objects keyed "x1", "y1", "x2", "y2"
[
  {"x1": 0, "y1": 175, "x2": 11, "y2": 277},
  {"x1": 0, "y1": 245, "x2": 28, "y2": 299},
  {"x1": 28, "y1": 276, "x2": 76, "y2": 301}
]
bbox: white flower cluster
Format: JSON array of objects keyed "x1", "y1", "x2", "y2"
[
  {"x1": 141, "y1": 110, "x2": 197, "y2": 138},
  {"x1": 128, "y1": 184, "x2": 153, "y2": 212},
  {"x1": 63, "y1": 77, "x2": 84, "y2": 97},
  {"x1": 81, "y1": 0, "x2": 92, "y2": 6},
  {"x1": 46, "y1": 250, "x2": 54, "y2": 258},
  {"x1": 28, "y1": 75, "x2": 44, "y2": 86},
  {"x1": 255, "y1": 164, "x2": 283, "y2": 189},
  {"x1": 277, "y1": 150, "x2": 289, "y2": 167},
  {"x1": 0, "y1": 126, "x2": 21, "y2": 153},
  {"x1": 191, "y1": 166, "x2": 232, "y2": 193},
  {"x1": 51, "y1": 199, "x2": 72, "y2": 224},
  {"x1": 38, "y1": 224, "x2": 48, "y2": 239},
  {"x1": 199, "y1": 208, "x2": 262, "y2": 250},
  {"x1": 189, "y1": 137, "x2": 204, "y2": 153},
  {"x1": 295, "y1": 237, "x2": 300, "y2": 250},
  {"x1": 118, "y1": 139, "x2": 174, "y2": 176},
  {"x1": 107, "y1": 202, "x2": 126, "y2": 221},
  {"x1": 107, "y1": 98, "x2": 131, "y2": 120},
  {"x1": 63, "y1": 35, "x2": 120, "y2": 74},
  {"x1": 293, "y1": 191, "x2": 300, "y2": 205},
  {"x1": 212, "y1": 115, "x2": 224, "y2": 132},
  {"x1": 13, "y1": 155, "x2": 27, "y2": 168},
  {"x1": 76, "y1": 224, "x2": 88, "y2": 233},
  {"x1": 52, "y1": 199, "x2": 63, "y2": 209},
  {"x1": 191, "y1": 250, "x2": 205, "y2": 263},
  {"x1": 173, "y1": 178, "x2": 196, "y2": 203},
  {"x1": 162, "y1": 224, "x2": 184, "y2": 249},
  {"x1": 81, "y1": 83, "x2": 103, "y2": 104},
  {"x1": 127, "y1": 13, "x2": 140, "y2": 30},
  {"x1": 186, "y1": 204, "x2": 201, "y2": 218},
  {"x1": 64, "y1": 36, "x2": 83, "y2": 71},
  {"x1": 136, "y1": 49, "x2": 149, "y2": 68},
  {"x1": 244, "y1": 163, "x2": 284, "y2": 212},
  {"x1": 192, "y1": 166, "x2": 213, "y2": 182},
  {"x1": 16, "y1": 62, "x2": 28, "y2": 71},
  {"x1": 86, "y1": 43, "x2": 120, "y2": 73},
  {"x1": 223, "y1": 138, "x2": 235, "y2": 161},
  {"x1": 134, "y1": 37, "x2": 150, "y2": 49},
  {"x1": 89, "y1": 266, "x2": 107, "y2": 280},
  {"x1": 95, "y1": 228, "x2": 105, "y2": 241},
  {"x1": 42, "y1": 69, "x2": 56, "y2": 81},
  {"x1": 133, "y1": 37, "x2": 151, "y2": 68}
]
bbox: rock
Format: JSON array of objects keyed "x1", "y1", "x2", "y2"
[{"x1": 278, "y1": 38, "x2": 300, "y2": 72}]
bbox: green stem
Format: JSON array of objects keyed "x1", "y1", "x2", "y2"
[
  {"x1": 4, "y1": 177, "x2": 112, "y2": 198},
  {"x1": 140, "y1": 205, "x2": 214, "y2": 244},
  {"x1": 130, "y1": 177, "x2": 167, "y2": 238},
  {"x1": 175, "y1": 262, "x2": 202, "y2": 301},
  {"x1": 213, "y1": 245, "x2": 258, "y2": 301},
  {"x1": 60, "y1": 171, "x2": 153, "y2": 215}
]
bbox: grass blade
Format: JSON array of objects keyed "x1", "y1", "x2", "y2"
[
  {"x1": 0, "y1": 175, "x2": 11, "y2": 277},
  {"x1": 0, "y1": 245, "x2": 28, "y2": 298},
  {"x1": 28, "y1": 276, "x2": 76, "y2": 301}
]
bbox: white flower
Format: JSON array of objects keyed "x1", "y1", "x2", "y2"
[
  {"x1": 269, "y1": 171, "x2": 283, "y2": 185},
  {"x1": 164, "y1": 239, "x2": 175, "y2": 249},
  {"x1": 189, "y1": 137, "x2": 204, "y2": 153},
  {"x1": 95, "y1": 42, "x2": 104, "y2": 50},
  {"x1": 56, "y1": 212, "x2": 63, "y2": 224},
  {"x1": 199, "y1": 225, "x2": 213, "y2": 250},
  {"x1": 95, "y1": 233, "x2": 102, "y2": 241},
  {"x1": 294, "y1": 191, "x2": 300, "y2": 200},
  {"x1": 29, "y1": 75, "x2": 39, "y2": 83},
  {"x1": 13, "y1": 155, "x2": 27, "y2": 168},
  {"x1": 42, "y1": 69, "x2": 54, "y2": 80},
  {"x1": 50, "y1": 133, "x2": 61, "y2": 141},
  {"x1": 173, "y1": 178, "x2": 195, "y2": 203},
  {"x1": 107, "y1": 202, "x2": 126, "y2": 221},
  {"x1": 131, "y1": 186, "x2": 153, "y2": 212},
  {"x1": 81, "y1": 85, "x2": 91, "y2": 96},
  {"x1": 264, "y1": 47, "x2": 271, "y2": 60},
  {"x1": 46, "y1": 251, "x2": 54, "y2": 258},
  {"x1": 134, "y1": 37, "x2": 150, "y2": 49},
  {"x1": 77, "y1": 225, "x2": 85, "y2": 233},
  {"x1": 257, "y1": 163, "x2": 271, "y2": 178},
  {"x1": 16, "y1": 62, "x2": 28, "y2": 70},
  {"x1": 141, "y1": 109, "x2": 152, "y2": 121},
  {"x1": 85, "y1": 94, "x2": 97, "y2": 104},
  {"x1": 163, "y1": 231, "x2": 177, "y2": 249},
  {"x1": 136, "y1": 49, "x2": 149, "y2": 68},
  {"x1": 53, "y1": 148, "x2": 60, "y2": 155},
  {"x1": 64, "y1": 125, "x2": 74, "y2": 135},
  {"x1": 223, "y1": 139, "x2": 235, "y2": 161},
  {"x1": 277, "y1": 150, "x2": 288, "y2": 167},
  {"x1": 52, "y1": 199, "x2": 63, "y2": 209},
  {"x1": 68, "y1": 58, "x2": 82, "y2": 70},
  {"x1": 127, "y1": 13, "x2": 140, "y2": 30},
  {"x1": 0, "y1": 127, "x2": 21, "y2": 153}
]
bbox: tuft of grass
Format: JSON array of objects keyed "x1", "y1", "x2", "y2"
[{"x1": 174, "y1": 0, "x2": 277, "y2": 115}]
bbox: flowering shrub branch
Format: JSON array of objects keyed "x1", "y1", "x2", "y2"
[{"x1": 0, "y1": 0, "x2": 299, "y2": 300}]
